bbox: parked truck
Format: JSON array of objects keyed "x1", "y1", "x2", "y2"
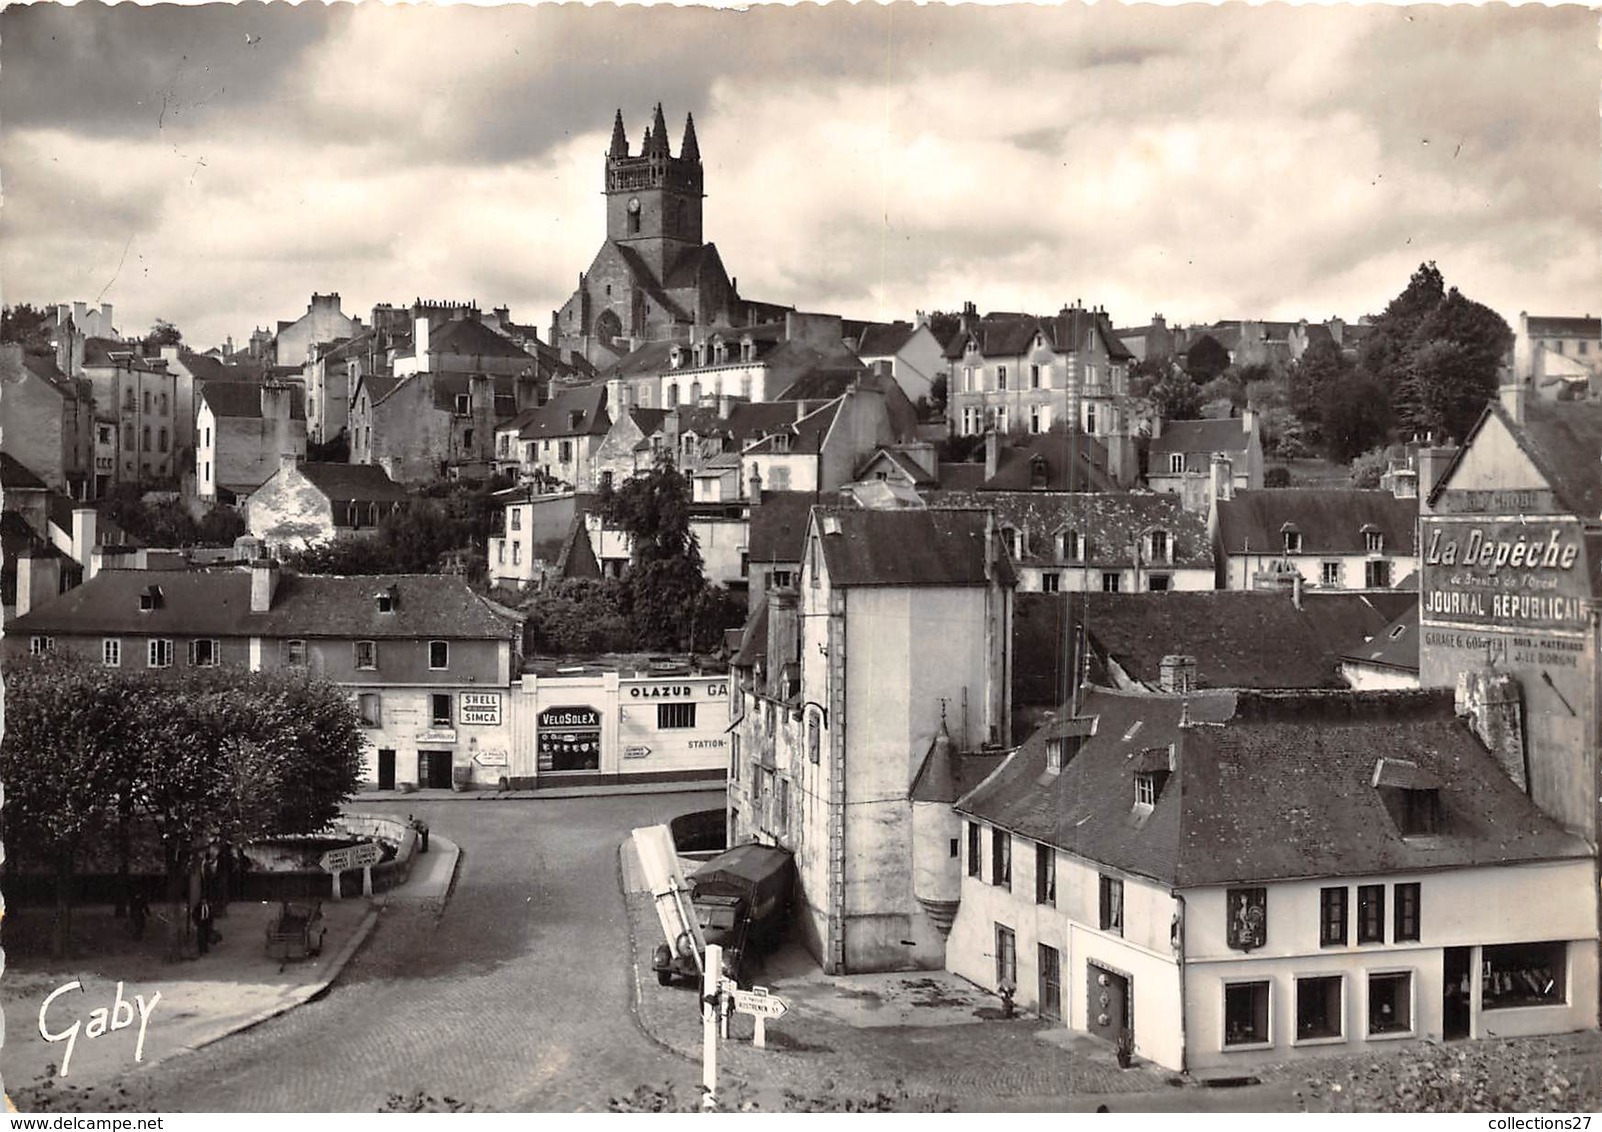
[{"x1": 653, "y1": 842, "x2": 794, "y2": 987}]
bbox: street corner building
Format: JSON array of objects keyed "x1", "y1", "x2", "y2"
[
  {"x1": 947, "y1": 688, "x2": 1597, "y2": 1073},
  {"x1": 6, "y1": 561, "x2": 523, "y2": 792}
]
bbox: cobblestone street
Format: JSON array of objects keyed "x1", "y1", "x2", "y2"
[{"x1": 106, "y1": 793, "x2": 720, "y2": 1112}]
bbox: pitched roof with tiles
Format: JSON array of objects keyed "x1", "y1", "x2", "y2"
[
  {"x1": 773, "y1": 365, "x2": 873, "y2": 402},
  {"x1": 1148, "y1": 417, "x2": 1251, "y2": 459},
  {"x1": 20, "y1": 352, "x2": 88, "y2": 398},
  {"x1": 814, "y1": 506, "x2": 1012, "y2": 588},
  {"x1": 428, "y1": 318, "x2": 538, "y2": 361},
  {"x1": 942, "y1": 309, "x2": 1131, "y2": 363},
  {"x1": 505, "y1": 385, "x2": 611, "y2": 440},
  {"x1": 1, "y1": 453, "x2": 49, "y2": 490},
  {"x1": 958, "y1": 688, "x2": 1589, "y2": 886},
  {"x1": 930, "y1": 491, "x2": 1210, "y2": 569},
  {"x1": 1214, "y1": 488, "x2": 1419, "y2": 556},
  {"x1": 747, "y1": 491, "x2": 822, "y2": 564},
  {"x1": 10, "y1": 568, "x2": 518, "y2": 640},
  {"x1": 743, "y1": 400, "x2": 842, "y2": 456},
  {"x1": 853, "y1": 321, "x2": 918, "y2": 358},
  {"x1": 603, "y1": 340, "x2": 678, "y2": 380},
  {"x1": 1339, "y1": 603, "x2": 1419, "y2": 673},
  {"x1": 1011, "y1": 590, "x2": 1402, "y2": 700},
  {"x1": 199, "y1": 380, "x2": 307, "y2": 420},
  {"x1": 293, "y1": 463, "x2": 411, "y2": 504}
]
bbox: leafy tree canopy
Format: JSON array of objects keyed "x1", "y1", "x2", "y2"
[
  {"x1": 2, "y1": 302, "x2": 54, "y2": 350},
  {"x1": 143, "y1": 318, "x2": 183, "y2": 349}
]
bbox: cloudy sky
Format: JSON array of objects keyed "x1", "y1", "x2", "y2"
[{"x1": 2, "y1": 2, "x2": 1597, "y2": 352}]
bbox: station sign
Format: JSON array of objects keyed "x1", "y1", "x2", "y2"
[{"x1": 627, "y1": 681, "x2": 728, "y2": 700}]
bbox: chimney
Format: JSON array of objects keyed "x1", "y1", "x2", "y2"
[
  {"x1": 1291, "y1": 571, "x2": 1303, "y2": 610},
  {"x1": 796, "y1": 400, "x2": 809, "y2": 423},
  {"x1": 1159, "y1": 654, "x2": 1197, "y2": 695},
  {"x1": 1499, "y1": 381, "x2": 1527, "y2": 425},
  {"x1": 414, "y1": 315, "x2": 430, "y2": 369},
  {"x1": 748, "y1": 466, "x2": 763, "y2": 505},
  {"x1": 1416, "y1": 445, "x2": 1456, "y2": 510},
  {"x1": 984, "y1": 430, "x2": 1000, "y2": 482},
  {"x1": 71, "y1": 506, "x2": 98, "y2": 564},
  {"x1": 279, "y1": 452, "x2": 301, "y2": 478},
  {"x1": 1455, "y1": 668, "x2": 1529, "y2": 791},
  {"x1": 1210, "y1": 453, "x2": 1234, "y2": 502},
  {"x1": 260, "y1": 381, "x2": 289, "y2": 421},
  {"x1": 1241, "y1": 407, "x2": 1259, "y2": 438},
  {"x1": 250, "y1": 558, "x2": 281, "y2": 613},
  {"x1": 15, "y1": 549, "x2": 62, "y2": 618},
  {"x1": 765, "y1": 587, "x2": 800, "y2": 701},
  {"x1": 717, "y1": 393, "x2": 732, "y2": 418}
]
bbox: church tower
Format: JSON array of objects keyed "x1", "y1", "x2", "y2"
[{"x1": 604, "y1": 104, "x2": 705, "y2": 280}]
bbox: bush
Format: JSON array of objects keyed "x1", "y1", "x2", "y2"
[{"x1": 1264, "y1": 467, "x2": 1292, "y2": 488}]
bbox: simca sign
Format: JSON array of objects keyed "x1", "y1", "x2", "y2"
[{"x1": 459, "y1": 691, "x2": 503, "y2": 726}]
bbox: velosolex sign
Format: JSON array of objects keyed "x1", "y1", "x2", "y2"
[{"x1": 1420, "y1": 519, "x2": 1592, "y2": 631}]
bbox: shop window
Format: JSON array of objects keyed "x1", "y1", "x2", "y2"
[
  {"x1": 1367, "y1": 972, "x2": 1413, "y2": 1035},
  {"x1": 1035, "y1": 843, "x2": 1056, "y2": 906},
  {"x1": 1098, "y1": 874, "x2": 1123, "y2": 935},
  {"x1": 357, "y1": 693, "x2": 382, "y2": 728},
  {"x1": 1482, "y1": 942, "x2": 1567, "y2": 1009},
  {"x1": 992, "y1": 829, "x2": 1011, "y2": 890},
  {"x1": 967, "y1": 822, "x2": 982, "y2": 878},
  {"x1": 1393, "y1": 882, "x2": 1420, "y2": 942},
  {"x1": 1320, "y1": 886, "x2": 1347, "y2": 947},
  {"x1": 658, "y1": 703, "x2": 697, "y2": 729},
  {"x1": 1296, "y1": 975, "x2": 1344, "y2": 1041},
  {"x1": 1357, "y1": 884, "x2": 1385, "y2": 944},
  {"x1": 431, "y1": 694, "x2": 453, "y2": 727},
  {"x1": 1224, "y1": 981, "x2": 1271, "y2": 1047}
]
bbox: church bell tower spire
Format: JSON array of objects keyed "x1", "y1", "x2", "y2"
[{"x1": 608, "y1": 108, "x2": 629, "y2": 159}]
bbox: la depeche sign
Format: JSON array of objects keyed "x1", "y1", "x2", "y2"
[{"x1": 1421, "y1": 519, "x2": 1592, "y2": 631}]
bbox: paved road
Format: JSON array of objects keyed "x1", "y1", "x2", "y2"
[{"x1": 120, "y1": 792, "x2": 722, "y2": 1112}]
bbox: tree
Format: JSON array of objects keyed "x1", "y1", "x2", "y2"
[
  {"x1": 1148, "y1": 372, "x2": 1203, "y2": 421},
  {"x1": 2, "y1": 302, "x2": 54, "y2": 351},
  {"x1": 1398, "y1": 288, "x2": 1512, "y2": 441},
  {"x1": 521, "y1": 578, "x2": 633, "y2": 654},
  {"x1": 1183, "y1": 335, "x2": 1232, "y2": 382},
  {"x1": 1322, "y1": 372, "x2": 1393, "y2": 462},
  {"x1": 925, "y1": 373, "x2": 948, "y2": 420},
  {"x1": 1288, "y1": 335, "x2": 1348, "y2": 425},
  {"x1": 143, "y1": 319, "x2": 183, "y2": 350},
  {"x1": 0, "y1": 656, "x2": 142, "y2": 956},
  {"x1": 1358, "y1": 261, "x2": 1446, "y2": 390}
]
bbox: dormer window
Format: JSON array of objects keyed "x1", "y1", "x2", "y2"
[
  {"x1": 1147, "y1": 529, "x2": 1171, "y2": 564},
  {"x1": 139, "y1": 585, "x2": 164, "y2": 612},
  {"x1": 1046, "y1": 737, "x2": 1067, "y2": 773},
  {"x1": 1168, "y1": 453, "x2": 1184, "y2": 474},
  {"x1": 772, "y1": 432, "x2": 791, "y2": 454},
  {"x1": 741, "y1": 336, "x2": 755, "y2": 362},
  {"x1": 1029, "y1": 455, "x2": 1049, "y2": 490},
  {"x1": 1000, "y1": 525, "x2": 1023, "y2": 559},
  {"x1": 670, "y1": 346, "x2": 683, "y2": 369},
  {"x1": 1364, "y1": 527, "x2": 1384, "y2": 554},
  {"x1": 1373, "y1": 758, "x2": 1443, "y2": 836},
  {"x1": 1056, "y1": 530, "x2": 1082, "y2": 562},
  {"x1": 1132, "y1": 747, "x2": 1172, "y2": 809},
  {"x1": 375, "y1": 585, "x2": 399, "y2": 614},
  {"x1": 1281, "y1": 523, "x2": 1302, "y2": 555},
  {"x1": 714, "y1": 340, "x2": 728, "y2": 365}
]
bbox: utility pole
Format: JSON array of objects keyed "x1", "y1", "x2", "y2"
[{"x1": 701, "y1": 942, "x2": 723, "y2": 1110}]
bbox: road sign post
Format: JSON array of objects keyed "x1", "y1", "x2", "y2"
[
  {"x1": 730, "y1": 985, "x2": 789, "y2": 1050},
  {"x1": 320, "y1": 842, "x2": 383, "y2": 901},
  {"x1": 702, "y1": 942, "x2": 722, "y2": 1110}
]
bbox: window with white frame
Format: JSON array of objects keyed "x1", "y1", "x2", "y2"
[
  {"x1": 996, "y1": 365, "x2": 1008, "y2": 390},
  {"x1": 1169, "y1": 453, "x2": 1184, "y2": 474},
  {"x1": 1367, "y1": 971, "x2": 1413, "y2": 1035},
  {"x1": 1148, "y1": 529, "x2": 1170, "y2": 562},
  {"x1": 1284, "y1": 529, "x2": 1303, "y2": 554},
  {"x1": 1058, "y1": 530, "x2": 1081, "y2": 561},
  {"x1": 30, "y1": 635, "x2": 54, "y2": 656},
  {"x1": 1102, "y1": 572, "x2": 1121, "y2": 593},
  {"x1": 357, "y1": 693, "x2": 382, "y2": 727},
  {"x1": 1224, "y1": 980, "x2": 1271, "y2": 1047},
  {"x1": 1322, "y1": 561, "x2": 1342, "y2": 587},
  {"x1": 284, "y1": 639, "x2": 307, "y2": 666},
  {"x1": 1366, "y1": 560, "x2": 1392, "y2": 588},
  {"x1": 429, "y1": 640, "x2": 449, "y2": 670},
  {"x1": 188, "y1": 638, "x2": 220, "y2": 667},
  {"x1": 103, "y1": 638, "x2": 121, "y2": 667},
  {"x1": 1297, "y1": 975, "x2": 1344, "y2": 1041},
  {"x1": 994, "y1": 923, "x2": 1017, "y2": 988},
  {"x1": 1481, "y1": 941, "x2": 1567, "y2": 1009},
  {"x1": 354, "y1": 640, "x2": 378, "y2": 670},
  {"x1": 1365, "y1": 530, "x2": 1384, "y2": 553},
  {"x1": 148, "y1": 638, "x2": 174, "y2": 668}
]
